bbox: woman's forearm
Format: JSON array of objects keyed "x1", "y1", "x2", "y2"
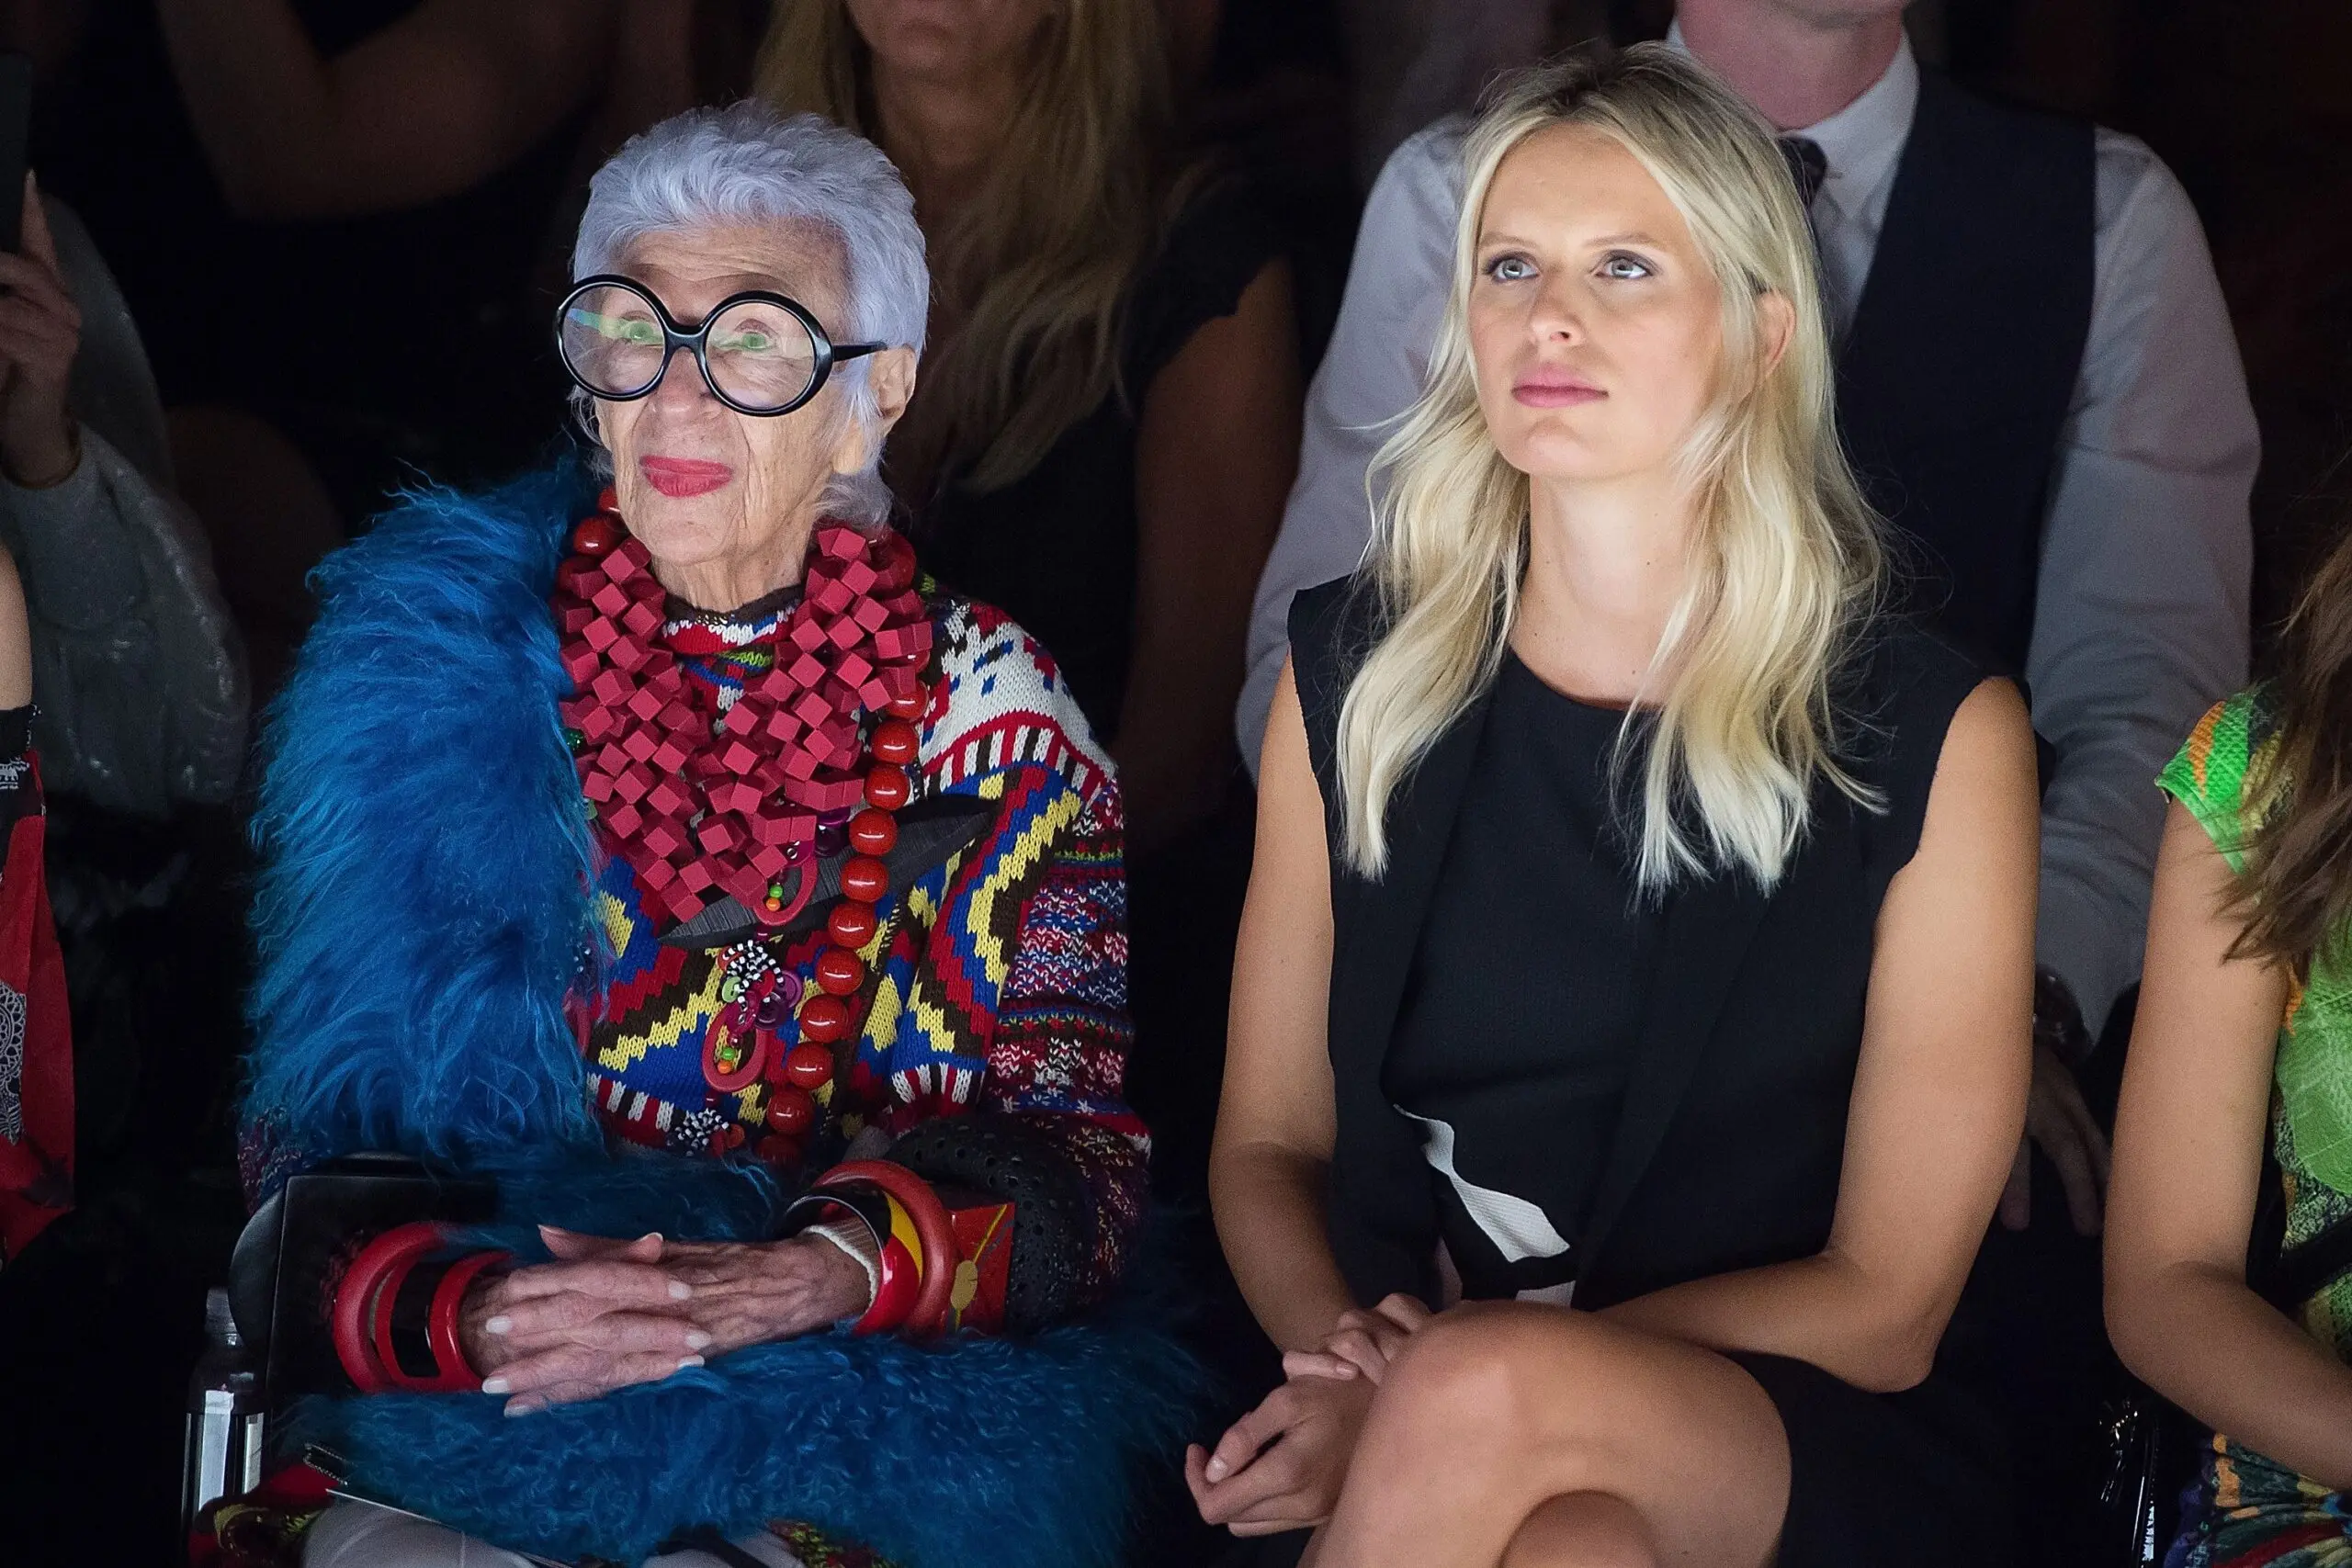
[
  {"x1": 1210, "y1": 1139, "x2": 1356, "y2": 1352},
  {"x1": 2110, "y1": 1261, "x2": 2352, "y2": 1491},
  {"x1": 1600, "y1": 1247, "x2": 1947, "y2": 1394}
]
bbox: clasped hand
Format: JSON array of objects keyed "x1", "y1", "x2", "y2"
[
  {"x1": 458, "y1": 1224, "x2": 870, "y2": 1416},
  {"x1": 1186, "y1": 1294, "x2": 1433, "y2": 1536}
]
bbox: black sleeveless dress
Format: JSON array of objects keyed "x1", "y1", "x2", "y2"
[
  {"x1": 1287, "y1": 577, "x2": 2015, "y2": 1567},
  {"x1": 1385, "y1": 655, "x2": 1663, "y2": 1303}
]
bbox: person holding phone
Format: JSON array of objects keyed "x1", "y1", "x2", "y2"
[{"x1": 0, "y1": 172, "x2": 245, "y2": 815}]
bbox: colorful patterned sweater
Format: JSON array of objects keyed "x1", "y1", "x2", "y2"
[
  {"x1": 580, "y1": 585, "x2": 1148, "y2": 1317},
  {"x1": 2157, "y1": 690, "x2": 2352, "y2": 1568}
]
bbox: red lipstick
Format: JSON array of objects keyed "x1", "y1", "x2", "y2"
[
  {"x1": 639, "y1": 456, "x2": 734, "y2": 498},
  {"x1": 1512, "y1": 370, "x2": 1604, "y2": 408}
]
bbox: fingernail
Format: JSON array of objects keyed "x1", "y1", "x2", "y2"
[
  {"x1": 684, "y1": 1330, "x2": 713, "y2": 1350},
  {"x1": 481, "y1": 1376, "x2": 511, "y2": 1394},
  {"x1": 484, "y1": 1315, "x2": 513, "y2": 1336},
  {"x1": 503, "y1": 1398, "x2": 540, "y2": 1417},
  {"x1": 668, "y1": 1280, "x2": 692, "y2": 1301},
  {"x1": 1204, "y1": 1457, "x2": 1228, "y2": 1482},
  {"x1": 640, "y1": 1232, "x2": 662, "y2": 1244},
  {"x1": 676, "y1": 1355, "x2": 705, "y2": 1371}
]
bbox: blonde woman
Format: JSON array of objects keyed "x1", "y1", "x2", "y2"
[
  {"x1": 1193, "y1": 49, "x2": 2036, "y2": 1568},
  {"x1": 757, "y1": 0, "x2": 1302, "y2": 856}
]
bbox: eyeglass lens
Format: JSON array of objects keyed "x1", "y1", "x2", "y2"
[{"x1": 560, "y1": 283, "x2": 822, "y2": 412}]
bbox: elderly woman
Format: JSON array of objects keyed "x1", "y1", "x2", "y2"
[{"x1": 229, "y1": 105, "x2": 1178, "y2": 1568}]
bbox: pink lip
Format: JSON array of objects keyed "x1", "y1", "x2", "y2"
[
  {"x1": 1512, "y1": 372, "x2": 1604, "y2": 408},
  {"x1": 639, "y1": 456, "x2": 735, "y2": 498}
]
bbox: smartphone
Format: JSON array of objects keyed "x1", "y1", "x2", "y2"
[{"x1": 0, "y1": 53, "x2": 33, "y2": 254}]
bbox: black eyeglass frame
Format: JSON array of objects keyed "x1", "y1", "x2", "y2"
[{"x1": 554, "y1": 274, "x2": 888, "y2": 418}]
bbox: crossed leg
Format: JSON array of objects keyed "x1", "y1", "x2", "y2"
[{"x1": 1312, "y1": 1302, "x2": 1792, "y2": 1568}]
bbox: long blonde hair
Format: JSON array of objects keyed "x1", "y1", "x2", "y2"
[
  {"x1": 755, "y1": 0, "x2": 1172, "y2": 495},
  {"x1": 1338, "y1": 46, "x2": 1884, "y2": 890}
]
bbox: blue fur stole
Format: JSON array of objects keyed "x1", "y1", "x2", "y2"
[{"x1": 243, "y1": 464, "x2": 1204, "y2": 1566}]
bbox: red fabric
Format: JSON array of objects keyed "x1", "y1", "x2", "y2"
[
  {"x1": 0, "y1": 757, "x2": 70, "y2": 1264},
  {"x1": 2231, "y1": 1522, "x2": 2346, "y2": 1566}
]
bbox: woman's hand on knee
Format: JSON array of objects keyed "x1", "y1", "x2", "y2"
[
  {"x1": 1283, "y1": 1293, "x2": 1433, "y2": 1385},
  {"x1": 1187, "y1": 1374, "x2": 1375, "y2": 1535},
  {"x1": 459, "y1": 1228, "x2": 706, "y2": 1415}
]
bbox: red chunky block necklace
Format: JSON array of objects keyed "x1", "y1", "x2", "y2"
[{"x1": 553, "y1": 495, "x2": 935, "y2": 1137}]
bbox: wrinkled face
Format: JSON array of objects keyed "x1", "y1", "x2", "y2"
[
  {"x1": 1467, "y1": 126, "x2": 1727, "y2": 488},
  {"x1": 845, "y1": 0, "x2": 1055, "y2": 82},
  {"x1": 593, "y1": 222, "x2": 872, "y2": 583}
]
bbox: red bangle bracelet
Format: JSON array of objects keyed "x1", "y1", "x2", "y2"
[
  {"x1": 334, "y1": 1222, "x2": 444, "y2": 1393},
  {"x1": 859, "y1": 1196, "x2": 923, "y2": 1336},
  {"x1": 331, "y1": 1221, "x2": 508, "y2": 1393},
  {"x1": 424, "y1": 1248, "x2": 510, "y2": 1392},
  {"x1": 816, "y1": 1160, "x2": 958, "y2": 1338}
]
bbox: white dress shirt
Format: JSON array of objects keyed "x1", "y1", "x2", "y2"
[{"x1": 1236, "y1": 34, "x2": 2257, "y2": 1037}]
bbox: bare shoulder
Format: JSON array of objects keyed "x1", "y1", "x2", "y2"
[
  {"x1": 1944, "y1": 676, "x2": 2034, "y2": 765},
  {"x1": 1912, "y1": 675, "x2": 2038, "y2": 867}
]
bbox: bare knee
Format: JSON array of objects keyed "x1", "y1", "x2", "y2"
[
  {"x1": 1503, "y1": 1492, "x2": 1657, "y2": 1568},
  {"x1": 1374, "y1": 1303, "x2": 1607, "y2": 1460}
]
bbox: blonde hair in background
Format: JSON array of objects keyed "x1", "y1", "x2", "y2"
[
  {"x1": 1336, "y1": 45, "x2": 1885, "y2": 889},
  {"x1": 755, "y1": 0, "x2": 1173, "y2": 496}
]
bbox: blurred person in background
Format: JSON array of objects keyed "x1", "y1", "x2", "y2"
[
  {"x1": 759, "y1": 0, "x2": 1301, "y2": 855},
  {"x1": 0, "y1": 174, "x2": 245, "y2": 816},
  {"x1": 758, "y1": 0, "x2": 1306, "y2": 1197},
  {"x1": 0, "y1": 169, "x2": 213, "y2": 1568},
  {"x1": 0, "y1": 163, "x2": 249, "y2": 1218}
]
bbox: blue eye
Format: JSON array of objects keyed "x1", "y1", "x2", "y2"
[
  {"x1": 1600, "y1": 254, "x2": 1654, "y2": 280},
  {"x1": 1484, "y1": 254, "x2": 1536, "y2": 283}
]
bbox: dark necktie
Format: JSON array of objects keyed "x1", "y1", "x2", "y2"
[{"x1": 1778, "y1": 135, "x2": 1828, "y2": 209}]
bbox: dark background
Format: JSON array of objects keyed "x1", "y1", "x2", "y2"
[{"x1": 0, "y1": 1, "x2": 2343, "y2": 1562}]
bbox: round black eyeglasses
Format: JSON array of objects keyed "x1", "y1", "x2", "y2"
[{"x1": 554, "y1": 275, "x2": 888, "y2": 417}]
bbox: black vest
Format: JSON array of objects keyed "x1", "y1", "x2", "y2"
[{"x1": 1837, "y1": 73, "x2": 2097, "y2": 671}]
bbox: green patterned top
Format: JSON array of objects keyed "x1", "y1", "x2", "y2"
[{"x1": 2159, "y1": 689, "x2": 2352, "y2": 1359}]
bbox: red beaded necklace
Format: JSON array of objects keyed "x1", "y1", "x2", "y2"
[{"x1": 553, "y1": 497, "x2": 935, "y2": 1153}]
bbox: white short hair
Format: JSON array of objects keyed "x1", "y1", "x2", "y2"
[{"x1": 571, "y1": 103, "x2": 929, "y2": 519}]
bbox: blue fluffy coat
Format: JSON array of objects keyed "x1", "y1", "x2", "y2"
[
  {"x1": 243, "y1": 468, "x2": 1204, "y2": 1566},
  {"x1": 246, "y1": 465, "x2": 601, "y2": 1161}
]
